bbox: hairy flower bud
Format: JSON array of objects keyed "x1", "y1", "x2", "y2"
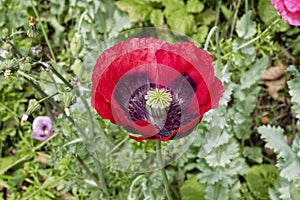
[{"x1": 70, "y1": 33, "x2": 84, "y2": 56}]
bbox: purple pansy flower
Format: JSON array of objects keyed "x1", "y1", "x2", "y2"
[{"x1": 32, "y1": 116, "x2": 53, "y2": 141}]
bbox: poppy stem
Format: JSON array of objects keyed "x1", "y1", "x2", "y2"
[
  {"x1": 204, "y1": 26, "x2": 219, "y2": 52},
  {"x1": 156, "y1": 140, "x2": 173, "y2": 200},
  {"x1": 31, "y1": 1, "x2": 56, "y2": 62}
]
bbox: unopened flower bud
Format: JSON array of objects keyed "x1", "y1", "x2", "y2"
[
  {"x1": 29, "y1": 16, "x2": 35, "y2": 27},
  {"x1": 63, "y1": 92, "x2": 75, "y2": 116},
  {"x1": 20, "y1": 114, "x2": 29, "y2": 126},
  {"x1": 27, "y1": 17, "x2": 38, "y2": 38},
  {"x1": 25, "y1": 99, "x2": 41, "y2": 116},
  {"x1": 70, "y1": 33, "x2": 83, "y2": 56},
  {"x1": 70, "y1": 59, "x2": 82, "y2": 76},
  {"x1": 64, "y1": 107, "x2": 70, "y2": 117}
]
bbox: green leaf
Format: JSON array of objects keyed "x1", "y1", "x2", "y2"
[
  {"x1": 221, "y1": 5, "x2": 233, "y2": 20},
  {"x1": 50, "y1": 0, "x2": 65, "y2": 15},
  {"x1": 180, "y1": 176, "x2": 206, "y2": 200},
  {"x1": 195, "y1": 8, "x2": 216, "y2": 25},
  {"x1": 150, "y1": 9, "x2": 164, "y2": 28},
  {"x1": 192, "y1": 25, "x2": 209, "y2": 44},
  {"x1": 243, "y1": 147, "x2": 263, "y2": 163},
  {"x1": 164, "y1": 7, "x2": 196, "y2": 34},
  {"x1": 204, "y1": 141, "x2": 239, "y2": 168},
  {"x1": 258, "y1": 125, "x2": 300, "y2": 180},
  {"x1": 205, "y1": 184, "x2": 229, "y2": 200},
  {"x1": 236, "y1": 11, "x2": 257, "y2": 39},
  {"x1": 186, "y1": 0, "x2": 204, "y2": 13},
  {"x1": 0, "y1": 156, "x2": 15, "y2": 174},
  {"x1": 245, "y1": 165, "x2": 280, "y2": 199},
  {"x1": 240, "y1": 56, "x2": 269, "y2": 89},
  {"x1": 287, "y1": 66, "x2": 300, "y2": 119},
  {"x1": 116, "y1": 0, "x2": 153, "y2": 22},
  {"x1": 258, "y1": 0, "x2": 278, "y2": 24}
]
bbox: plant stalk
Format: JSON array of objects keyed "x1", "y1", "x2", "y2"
[{"x1": 156, "y1": 140, "x2": 173, "y2": 200}]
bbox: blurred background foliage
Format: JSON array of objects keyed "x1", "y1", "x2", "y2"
[{"x1": 0, "y1": 0, "x2": 300, "y2": 199}]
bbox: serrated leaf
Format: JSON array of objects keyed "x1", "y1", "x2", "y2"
[
  {"x1": 287, "y1": 67, "x2": 300, "y2": 119},
  {"x1": 229, "y1": 181, "x2": 242, "y2": 200},
  {"x1": 116, "y1": 0, "x2": 153, "y2": 22},
  {"x1": 180, "y1": 176, "x2": 206, "y2": 200},
  {"x1": 195, "y1": 8, "x2": 216, "y2": 25},
  {"x1": 240, "y1": 56, "x2": 269, "y2": 89},
  {"x1": 165, "y1": 7, "x2": 195, "y2": 34},
  {"x1": 270, "y1": 179, "x2": 295, "y2": 200},
  {"x1": 258, "y1": 125, "x2": 300, "y2": 180},
  {"x1": 243, "y1": 146, "x2": 263, "y2": 163},
  {"x1": 150, "y1": 9, "x2": 164, "y2": 28},
  {"x1": 204, "y1": 141, "x2": 239, "y2": 168},
  {"x1": 205, "y1": 184, "x2": 229, "y2": 200},
  {"x1": 236, "y1": 11, "x2": 256, "y2": 39},
  {"x1": 192, "y1": 25, "x2": 208, "y2": 44},
  {"x1": 199, "y1": 127, "x2": 231, "y2": 156},
  {"x1": 186, "y1": 0, "x2": 204, "y2": 13}
]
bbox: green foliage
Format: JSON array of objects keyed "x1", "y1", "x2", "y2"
[
  {"x1": 180, "y1": 176, "x2": 206, "y2": 200},
  {"x1": 236, "y1": 11, "x2": 257, "y2": 39},
  {"x1": 258, "y1": 125, "x2": 300, "y2": 181},
  {"x1": 240, "y1": 56, "x2": 269, "y2": 89},
  {"x1": 258, "y1": 0, "x2": 278, "y2": 24},
  {"x1": 1, "y1": 0, "x2": 300, "y2": 199},
  {"x1": 116, "y1": 0, "x2": 216, "y2": 45},
  {"x1": 287, "y1": 66, "x2": 300, "y2": 119},
  {"x1": 245, "y1": 165, "x2": 280, "y2": 199}
]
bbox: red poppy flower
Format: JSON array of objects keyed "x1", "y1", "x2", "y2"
[
  {"x1": 270, "y1": 0, "x2": 300, "y2": 26},
  {"x1": 92, "y1": 38, "x2": 224, "y2": 142}
]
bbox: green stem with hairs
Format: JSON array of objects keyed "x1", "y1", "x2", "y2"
[
  {"x1": 75, "y1": 155, "x2": 103, "y2": 190},
  {"x1": 204, "y1": 26, "x2": 219, "y2": 51},
  {"x1": 237, "y1": 18, "x2": 280, "y2": 50},
  {"x1": 156, "y1": 140, "x2": 173, "y2": 200},
  {"x1": 31, "y1": 1, "x2": 56, "y2": 62},
  {"x1": 93, "y1": 157, "x2": 109, "y2": 196}
]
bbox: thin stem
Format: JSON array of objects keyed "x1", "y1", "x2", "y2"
[
  {"x1": 229, "y1": 0, "x2": 241, "y2": 39},
  {"x1": 38, "y1": 92, "x2": 60, "y2": 103},
  {"x1": 22, "y1": 76, "x2": 88, "y2": 140},
  {"x1": 156, "y1": 141, "x2": 173, "y2": 200},
  {"x1": 93, "y1": 157, "x2": 109, "y2": 195},
  {"x1": 215, "y1": 27, "x2": 221, "y2": 72},
  {"x1": 75, "y1": 155, "x2": 103, "y2": 190},
  {"x1": 204, "y1": 26, "x2": 219, "y2": 51},
  {"x1": 236, "y1": 18, "x2": 280, "y2": 50},
  {"x1": 214, "y1": 0, "x2": 221, "y2": 72},
  {"x1": 244, "y1": 0, "x2": 249, "y2": 37},
  {"x1": 49, "y1": 61, "x2": 73, "y2": 89},
  {"x1": 107, "y1": 135, "x2": 129, "y2": 155},
  {"x1": 31, "y1": 1, "x2": 56, "y2": 62},
  {"x1": 214, "y1": 0, "x2": 220, "y2": 27},
  {"x1": 77, "y1": 11, "x2": 87, "y2": 32}
]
